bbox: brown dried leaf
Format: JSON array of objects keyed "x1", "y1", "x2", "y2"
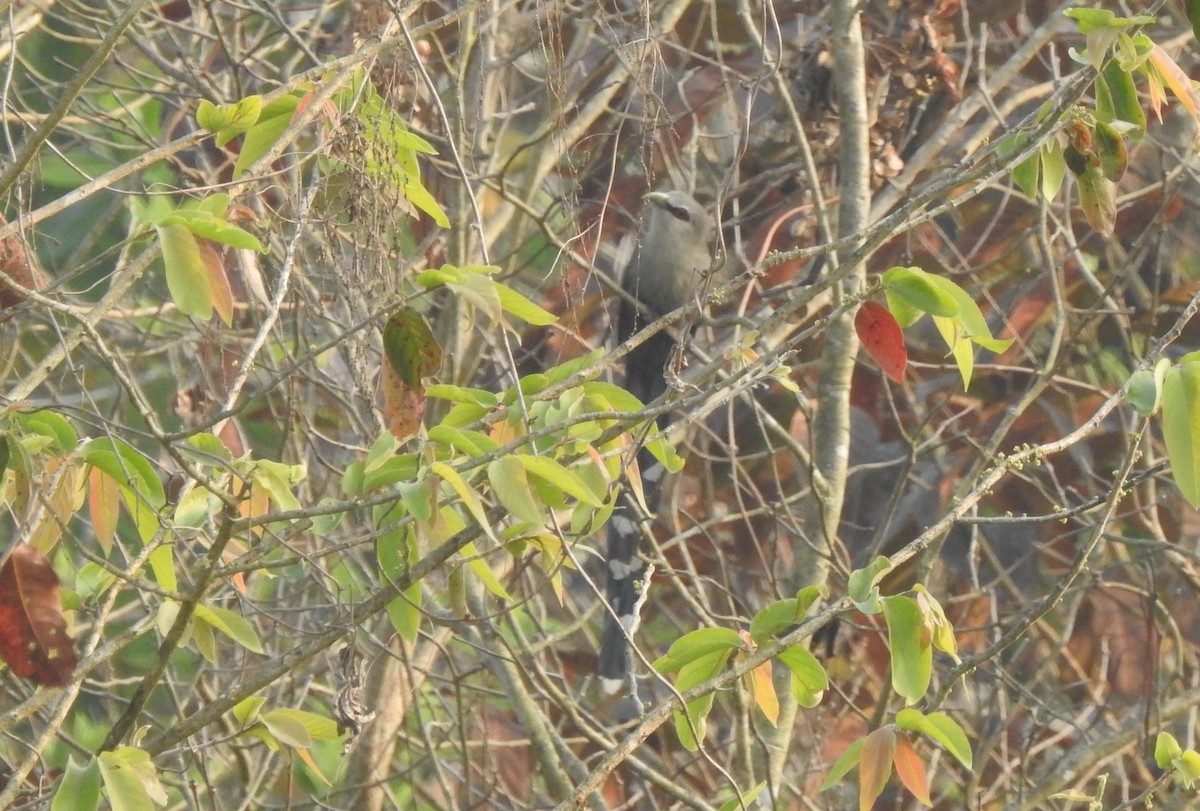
[
  {"x1": 0, "y1": 214, "x2": 41, "y2": 310},
  {"x1": 379, "y1": 362, "x2": 427, "y2": 440},
  {"x1": 0, "y1": 544, "x2": 78, "y2": 687}
]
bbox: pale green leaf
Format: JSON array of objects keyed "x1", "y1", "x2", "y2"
[
  {"x1": 156, "y1": 223, "x2": 213, "y2": 320},
  {"x1": 515, "y1": 454, "x2": 604, "y2": 507},
  {"x1": 653, "y1": 627, "x2": 742, "y2": 674},
  {"x1": 53, "y1": 756, "x2": 102, "y2": 811},
  {"x1": 432, "y1": 461, "x2": 498, "y2": 543},
  {"x1": 883, "y1": 595, "x2": 932, "y2": 704},
  {"x1": 194, "y1": 604, "x2": 265, "y2": 654},
  {"x1": 1162, "y1": 363, "x2": 1200, "y2": 507},
  {"x1": 488, "y1": 457, "x2": 545, "y2": 525}
]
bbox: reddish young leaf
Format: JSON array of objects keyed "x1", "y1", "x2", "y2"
[
  {"x1": 855, "y1": 300, "x2": 907, "y2": 383},
  {"x1": 0, "y1": 544, "x2": 78, "y2": 687},
  {"x1": 893, "y1": 734, "x2": 933, "y2": 806},
  {"x1": 379, "y1": 362, "x2": 427, "y2": 441},
  {"x1": 859, "y1": 726, "x2": 897, "y2": 811},
  {"x1": 196, "y1": 238, "x2": 234, "y2": 327}
]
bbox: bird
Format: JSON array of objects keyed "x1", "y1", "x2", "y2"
[{"x1": 598, "y1": 190, "x2": 714, "y2": 696}]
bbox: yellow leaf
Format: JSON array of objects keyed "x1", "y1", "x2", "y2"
[{"x1": 747, "y1": 659, "x2": 779, "y2": 726}]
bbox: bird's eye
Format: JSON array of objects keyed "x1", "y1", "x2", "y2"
[{"x1": 667, "y1": 205, "x2": 691, "y2": 222}]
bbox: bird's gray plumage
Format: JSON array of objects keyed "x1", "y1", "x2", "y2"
[
  {"x1": 599, "y1": 190, "x2": 713, "y2": 696},
  {"x1": 618, "y1": 191, "x2": 714, "y2": 410}
]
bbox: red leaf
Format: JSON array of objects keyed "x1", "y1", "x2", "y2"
[
  {"x1": 0, "y1": 544, "x2": 77, "y2": 687},
  {"x1": 379, "y1": 362, "x2": 427, "y2": 441},
  {"x1": 859, "y1": 726, "x2": 897, "y2": 811},
  {"x1": 855, "y1": 300, "x2": 907, "y2": 383},
  {"x1": 893, "y1": 734, "x2": 933, "y2": 806}
]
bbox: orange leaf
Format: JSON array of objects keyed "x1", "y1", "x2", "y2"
[
  {"x1": 88, "y1": 468, "x2": 120, "y2": 554},
  {"x1": 859, "y1": 726, "x2": 897, "y2": 811},
  {"x1": 237, "y1": 480, "x2": 271, "y2": 537},
  {"x1": 0, "y1": 544, "x2": 78, "y2": 687},
  {"x1": 855, "y1": 300, "x2": 907, "y2": 383},
  {"x1": 197, "y1": 238, "x2": 234, "y2": 327},
  {"x1": 747, "y1": 659, "x2": 779, "y2": 726},
  {"x1": 1149, "y1": 45, "x2": 1200, "y2": 126},
  {"x1": 893, "y1": 734, "x2": 932, "y2": 806},
  {"x1": 295, "y1": 747, "x2": 330, "y2": 786}
]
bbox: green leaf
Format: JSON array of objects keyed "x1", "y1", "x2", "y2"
[
  {"x1": 672, "y1": 648, "x2": 732, "y2": 750},
  {"x1": 269, "y1": 707, "x2": 340, "y2": 740},
  {"x1": 174, "y1": 488, "x2": 216, "y2": 528},
  {"x1": 426, "y1": 384, "x2": 499, "y2": 407},
  {"x1": 428, "y1": 425, "x2": 498, "y2": 457},
  {"x1": 1012, "y1": 148, "x2": 1040, "y2": 199},
  {"x1": 1103, "y1": 59, "x2": 1146, "y2": 132},
  {"x1": 399, "y1": 478, "x2": 434, "y2": 521},
  {"x1": 53, "y1": 755, "x2": 102, "y2": 811},
  {"x1": 360, "y1": 454, "x2": 420, "y2": 493},
  {"x1": 261, "y1": 709, "x2": 312, "y2": 748},
  {"x1": 750, "y1": 598, "x2": 805, "y2": 643},
  {"x1": 926, "y1": 275, "x2": 1014, "y2": 353},
  {"x1": 882, "y1": 595, "x2": 932, "y2": 704},
  {"x1": 896, "y1": 708, "x2": 973, "y2": 769},
  {"x1": 233, "y1": 695, "x2": 267, "y2": 726},
  {"x1": 495, "y1": 283, "x2": 557, "y2": 326},
  {"x1": 1094, "y1": 120, "x2": 1128, "y2": 181},
  {"x1": 1162, "y1": 363, "x2": 1200, "y2": 508},
  {"x1": 383, "y1": 309, "x2": 443, "y2": 387},
  {"x1": 459, "y1": 540, "x2": 511, "y2": 600},
  {"x1": 194, "y1": 604, "x2": 265, "y2": 654},
  {"x1": 157, "y1": 223, "x2": 214, "y2": 321},
  {"x1": 148, "y1": 544, "x2": 176, "y2": 593},
  {"x1": 717, "y1": 781, "x2": 766, "y2": 811},
  {"x1": 1040, "y1": 142, "x2": 1067, "y2": 200},
  {"x1": 1187, "y1": 0, "x2": 1200, "y2": 44},
  {"x1": 913, "y1": 584, "x2": 959, "y2": 662},
  {"x1": 1128, "y1": 358, "x2": 1170, "y2": 416},
  {"x1": 203, "y1": 95, "x2": 262, "y2": 146},
  {"x1": 447, "y1": 271, "x2": 503, "y2": 322},
  {"x1": 386, "y1": 586, "x2": 421, "y2": 644},
  {"x1": 259, "y1": 708, "x2": 339, "y2": 749},
  {"x1": 98, "y1": 746, "x2": 168, "y2": 811},
  {"x1": 848, "y1": 556, "x2": 892, "y2": 612},
  {"x1": 881, "y1": 267, "x2": 960, "y2": 318},
  {"x1": 83, "y1": 438, "x2": 166, "y2": 544},
  {"x1": 1075, "y1": 164, "x2": 1117, "y2": 237},
  {"x1": 776, "y1": 644, "x2": 828, "y2": 707},
  {"x1": 402, "y1": 178, "x2": 450, "y2": 228},
  {"x1": 432, "y1": 461, "x2": 499, "y2": 544},
  {"x1": 233, "y1": 96, "x2": 298, "y2": 179},
  {"x1": 18, "y1": 410, "x2": 78, "y2": 453},
  {"x1": 653, "y1": 627, "x2": 743, "y2": 674},
  {"x1": 160, "y1": 209, "x2": 264, "y2": 251},
  {"x1": 196, "y1": 99, "x2": 228, "y2": 132},
  {"x1": 515, "y1": 454, "x2": 604, "y2": 507},
  {"x1": 250, "y1": 459, "x2": 305, "y2": 513},
  {"x1": 75, "y1": 562, "x2": 118, "y2": 603},
  {"x1": 1178, "y1": 750, "x2": 1200, "y2": 788},
  {"x1": 820, "y1": 737, "x2": 864, "y2": 791},
  {"x1": 1063, "y1": 8, "x2": 1152, "y2": 33},
  {"x1": 488, "y1": 457, "x2": 545, "y2": 525},
  {"x1": 1156, "y1": 731, "x2": 1183, "y2": 768}
]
